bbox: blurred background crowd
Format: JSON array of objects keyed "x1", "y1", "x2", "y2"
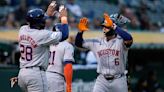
[
  {"x1": 0, "y1": 0, "x2": 164, "y2": 92},
  {"x1": 0, "y1": 0, "x2": 164, "y2": 31}
]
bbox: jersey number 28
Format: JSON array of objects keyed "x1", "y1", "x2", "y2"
[{"x1": 20, "y1": 44, "x2": 33, "y2": 61}]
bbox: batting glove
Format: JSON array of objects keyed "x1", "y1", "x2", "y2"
[
  {"x1": 102, "y1": 13, "x2": 113, "y2": 28},
  {"x1": 110, "y1": 13, "x2": 131, "y2": 26},
  {"x1": 78, "y1": 17, "x2": 89, "y2": 32}
]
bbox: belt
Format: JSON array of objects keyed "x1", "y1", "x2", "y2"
[
  {"x1": 25, "y1": 66, "x2": 45, "y2": 71},
  {"x1": 103, "y1": 73, "x2": 125, "y2": 80}
]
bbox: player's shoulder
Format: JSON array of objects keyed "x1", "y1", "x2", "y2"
[
  {"x1": 61, "y1": 41, "x2": 74, "y2": 49},
  {"x1": 37, "y1": 29, "x2": 52, "y2": 38},
  {"x1": 63, "y1": 41, "x2": 73, "y2": 47},
  {"x1": 116, "y1": 35, "x2": 123, "y2": 40},
  {"x1": 115, "y1": 35, "x2": 125, "y2": 44},
  {"x1": 95, "y1": 37, "x2": 106, "y2": 43},
  {"x1": 39, "y1": 29, "x2": 51, "y2": 34},
  {"x1": 85, "y1": 37, "x2": 101, "y2": 43},
  {"x1": 19, "y1": 25, "x2": 29, "y2": 31}
]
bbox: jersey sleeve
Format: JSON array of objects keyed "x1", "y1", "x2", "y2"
[
  {"x1": 63, "y1": 44, "x2": 75, "y2": 62},
  {"x1": 121, "y1": 38, "x2": 130, "y2": 50},
  {"x1": 38, "y1": 30, "x2": 62, "y2": 46},
  {"x1": 82, "y1": 39, "x2": 98, "y2": 50}
]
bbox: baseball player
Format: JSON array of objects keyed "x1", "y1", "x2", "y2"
[
  {"x1": 46, "y1": 5, "x2": 74, "y2": 92},
  {"x1": 46, "y1": 24, "x2": 74, "y2": 92},
  {"x1": 75, "y1": 13, "x2": 133, "y2": 92},
  {"x1": 17, "y1": 1, "x2": 69, "y2": 92}
]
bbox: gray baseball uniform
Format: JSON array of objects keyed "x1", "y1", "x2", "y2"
[
  {"x1": 83, "y1": 35, "x2": 128, "y2": 92},
  {"x1": 46, "y1": 41, "x2": 74, "y2": 92},
  {"x1": 18, "y1": 25, "x2": 62, "y2": 92}
]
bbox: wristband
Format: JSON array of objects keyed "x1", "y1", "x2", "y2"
[{"x1": 61, "y1": 16, "x2": 68, "y2": 24}]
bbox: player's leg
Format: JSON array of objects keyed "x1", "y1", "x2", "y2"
[
  {"x1": 111, "y1": 76, "x2": 128, "y2": 92},
  {"x1": 93, "y1": 75, "x2": 109, "y2": 92},
  {"x1": 18, "y1": 69, "x2": 28, "y2": 92},
  {"x1": 28, "y1": 69, "x2": 48, "y2": 92},
  {"x1": 40, "y1": 70, "x2": 48, "y2": 92},
  {"x1": 20, "y1": 68, "x2": 48, "y2": 92},
  {"x1": 46, "y1": 72, "x2": 65, "y2": 92}
]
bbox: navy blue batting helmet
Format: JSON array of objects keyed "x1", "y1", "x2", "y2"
[{"x1": 26, "y1": 8, "x2": 48, "y2": 29}]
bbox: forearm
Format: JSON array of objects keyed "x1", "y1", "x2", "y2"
[
  {"x1": 60, "y1": 24, "x2": 69, "y2": 41},
  {"x1": 60, "y1": 15, "x2": 69, "y2": 41},
  {"x1": 115, "y1": 26, "x2": 133, "y2": 41},
  {"x1": 61, "y1": 16, "x2": 68, "y2": 24},
  {"x1": 114, "y1": 26, "x2": 133, "y2": 48},
  {"x1": 75, "y1": 32, "x2": 84, "y2": 48}
]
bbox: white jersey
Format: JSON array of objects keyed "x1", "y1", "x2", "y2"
[
  {"x1": 46, "y1": 41, "x2": 74, "y2": 75},
  {"x1": 83, "y1": 35, "x2": 128, "y2": 75},
  {"x1": 18, "y1": 25, "x2": 62, "y2": 70}
]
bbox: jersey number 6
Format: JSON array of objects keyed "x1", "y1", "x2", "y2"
[
  {"x1": 20, "y1": 44, "x2": 33, "y2": 61},
  {"x1": 115, "y1": 58, "x2": 119, "y2": 66}
]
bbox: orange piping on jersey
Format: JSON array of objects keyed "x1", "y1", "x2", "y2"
[
  {"x1": 61, "y1": 16, "x2": 68, "y2": 24},
  {"x1": 64, "y1": 63, "x2": 72, "y2": 92}
]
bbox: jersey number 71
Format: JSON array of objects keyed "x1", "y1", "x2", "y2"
[{"x1": 49, "y1": 51, "x2": 55, "y2": 65}]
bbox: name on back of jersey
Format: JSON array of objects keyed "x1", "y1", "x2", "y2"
[{"x1": 19, "y1": 35, "x2": 37, "y2": 48}]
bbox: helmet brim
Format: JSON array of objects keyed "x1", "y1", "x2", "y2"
[{"x1": 101, "y1": 23, "x2": 112, "y2": 29}]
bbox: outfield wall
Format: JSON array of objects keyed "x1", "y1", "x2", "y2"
[{"x1": 1, "y1": 31, "x2": 164, "y2": 44}]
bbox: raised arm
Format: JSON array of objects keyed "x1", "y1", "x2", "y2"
[
  {"x1": 39, "y1": 2, "x2": 69, "y2": 45},
  {"x1": 114, "y1": 24, "x2": 133, "y2": 48},
  {"x1": 75, "y1": 18, "x2": 88, "y2": 48},
  {"x1": 46, "y1": 2, "x2": 69, "y2": 42},
  {"x1": 103, "y1": 13, "x2": 133, "y2": 48},
  {"x1": 58, "y1": 6, "x2": 69, "y2": 41}
]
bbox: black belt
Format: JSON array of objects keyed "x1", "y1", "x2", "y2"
[
  {"x1": 103, "y1": 73, "x2": 125, "y2": 80},
  {"x1": 25, "y1": 66, "x2": 45, "y2": 71}
]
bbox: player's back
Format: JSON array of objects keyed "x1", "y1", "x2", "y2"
[
  {"x1": 47, "y1": 41, "x2": 74, "y2": 75},
  {"x1": 18, "y1": 25, "x2": 61, "y2": 70}
]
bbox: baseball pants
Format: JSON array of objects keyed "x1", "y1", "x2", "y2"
[
  {"x1": 18, "y1": 67, "x2": 48, "y2": 92},
  {"x1": 93, "y1": 74, "x2": 128, "y2": 92},
  {"x1": 46, "y1": 72, "x2": 65, "y2": 92}
]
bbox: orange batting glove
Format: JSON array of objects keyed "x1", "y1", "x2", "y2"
[
  {"x1": 102, "y1": 13, "x2": 113, "y2": 28},
  {"x1": 78, "y1": 17, "x2": 89, "y2": 32}
]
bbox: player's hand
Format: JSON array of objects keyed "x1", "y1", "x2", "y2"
[
  {"x1": 59, "y1": 6, "x2": 67, "y2": 18},
  {"x1": 59, "y1": 7, "x2": 68, "y2": 24},
  {"x1": 10, "y1": 77, "x2": 18, "y2": 88},
  {"x1": 103, "y1": 13, "x2": 113, "y2": 28},
  {"x1": 46, "y1": 1, "x2": 57, "y2": 16},
  {"x1": 78, "y1": 17, "x2": 89, "y2": 32}
]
